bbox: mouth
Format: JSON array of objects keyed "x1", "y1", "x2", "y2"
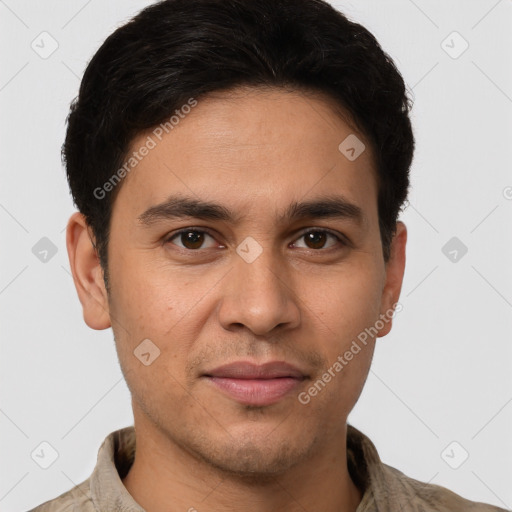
[{"x1": 202, "y1": 361, "x2": 307, "y2": 407}]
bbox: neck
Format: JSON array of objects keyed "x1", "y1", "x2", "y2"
[{"x1": 122, "y1": 416, "x2": 363, "y2": 512}]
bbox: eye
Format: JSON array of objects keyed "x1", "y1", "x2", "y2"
[
  {"x1": 164, "y1": 228, "x2": 346, "y2": 252},
  {"x1": 291, "y1": 229, "x2": 345, "y2": 250},
  {"x1": 165, "y1": 229, "x2": 219, "y2": 250}
]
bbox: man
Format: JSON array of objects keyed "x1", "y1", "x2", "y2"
[{"x1": 29, "y1": 0, "x2": 506, "y2": 510}]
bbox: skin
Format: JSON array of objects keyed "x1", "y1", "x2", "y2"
[{"x1": 66, "y1": 86, "x2": 407, "y2": 512}]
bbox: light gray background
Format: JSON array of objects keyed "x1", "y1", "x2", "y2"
[{"x1": 1, "y1": 1, "x2": 511, "y2": 510}]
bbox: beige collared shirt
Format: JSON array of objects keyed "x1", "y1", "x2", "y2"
[{"x1": 28, "y1": 424, "x2": 507, "y2": 511}]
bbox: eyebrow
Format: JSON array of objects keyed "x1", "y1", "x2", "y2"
[{"x1": 137, "y1": 194, "x2": 366, "y2": 227}]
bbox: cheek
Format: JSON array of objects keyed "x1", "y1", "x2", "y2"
[
  {"x1": 304, "y1": 263, "x2": 383, "y2": 343},
  {"x1": 308, "y1": 350, "x2": 374, "y2": 424},
  {"x1": 299, "y1": 262, "x2": 382, "y2": 407},
  {"x1": 121, "y1": 354, "x2": 198, "y2": 432},
  {"x1": 109, "y1": 258, "x2": 220, "y2": 386},
  {"x1": 302, "y1": 303, "x2": 377, "y2": 418},
  {"x1": 111, "y1": 273, "x2": 197, "y2": 406},
  {"x1": 110, "y1": 255, "x2": 190, "y2": 334}
]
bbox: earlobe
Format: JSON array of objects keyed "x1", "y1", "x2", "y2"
[
  {"x1": 376, "y1": 221, "x2": 407, "y2": 338},
  {"x1": 66, "y1": 212, "x2": 111, "y2": 330}
]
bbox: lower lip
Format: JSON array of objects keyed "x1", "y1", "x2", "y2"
[{"x1": 205, "y1": 376, "x2": 303, "y2": 406}]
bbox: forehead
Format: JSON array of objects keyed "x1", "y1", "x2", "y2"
[{"x1": 114, "y1": 86, "x2": 378, "y2": 228}]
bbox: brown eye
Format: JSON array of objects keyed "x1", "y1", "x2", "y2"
[
  {"x1": 166, "y1": 230, "x2": 216, "y2": 250},
  {"x1": 305, "y1": 231, "x2": 327, "y2": 249},
  {"x1": 293, "y1": 229, "x2": 343, "y2": 250}
]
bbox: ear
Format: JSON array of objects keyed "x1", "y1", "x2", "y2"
[
  {"x1": 66, "y1": 212, "x2": 111, "y2": 330},
  {"x1": 376, "y1": 221, "x2": 407, "y2": 338}
]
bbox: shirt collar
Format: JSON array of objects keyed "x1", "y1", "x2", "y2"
[
  {"x1": 90, "y1": 426, "x2": 144, "y2": 511},
  {"x1": 89, "y1": 423, "x2": 382, "y2": 511}
]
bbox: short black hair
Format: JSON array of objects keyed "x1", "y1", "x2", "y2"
[{"x1": 63, "y1": 0, "x2": 414, "y2": 290}]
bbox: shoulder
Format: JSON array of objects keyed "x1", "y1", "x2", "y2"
[
  {"x1": 378, "y1": 462, "x2": 508, "y2": 512},
  {"x1": 26, "y1": 479, "x2": 94, "y2": 512}
]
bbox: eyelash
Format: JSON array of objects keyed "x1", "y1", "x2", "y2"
[{"x1": 164, "y1": 227, "x2": 347, "y2": 252}]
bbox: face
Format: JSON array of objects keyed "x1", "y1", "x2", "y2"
[{"x1": 70, "y1": 86, "x2": 406, "y2": 477}]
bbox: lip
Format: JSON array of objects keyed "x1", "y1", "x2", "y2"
[{"x1": 202, "y1": 361, "x2": 307, "y2": 406}]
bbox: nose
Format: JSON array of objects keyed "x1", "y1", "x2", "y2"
[{"x1": 217, "y1": 245, "x2": 301, "y2": 336}]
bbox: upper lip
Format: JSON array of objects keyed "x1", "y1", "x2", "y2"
[{"x1": 203, "y1": 361, "x2": 306, "y2": 379}]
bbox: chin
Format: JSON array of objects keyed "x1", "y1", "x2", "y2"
[{"x1": 184, "y1": 429, "x2": 319, "y2": 481}]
